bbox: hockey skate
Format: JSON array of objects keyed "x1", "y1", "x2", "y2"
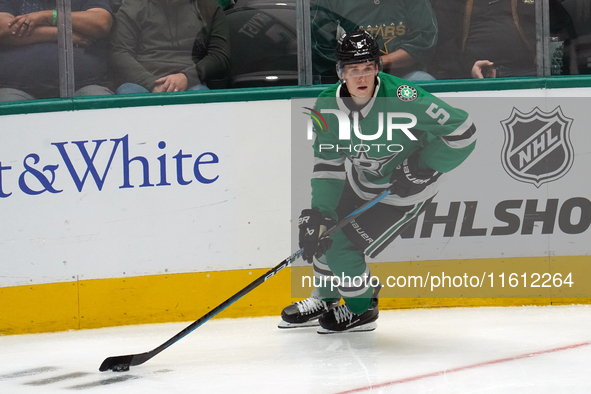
[
  {"x1": 278, "y1": 290, "x2": 340, "y2": 329},
  {"x1": 317, "y1": 297, "x2": 379, "y2": 334}
]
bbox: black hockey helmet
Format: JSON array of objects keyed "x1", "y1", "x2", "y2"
[{"x1": 335, "y1": 30, "x2": 382, "y2": 78}]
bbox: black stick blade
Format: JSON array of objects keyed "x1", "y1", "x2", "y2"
[{"x1": 99, "y1": 355, "x2": 134, "y2": 372}]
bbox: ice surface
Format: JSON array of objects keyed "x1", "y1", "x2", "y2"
[{"x1": 1, "y1": 305, "x2": 590, "y2": 393}]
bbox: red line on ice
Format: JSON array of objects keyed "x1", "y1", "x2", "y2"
[{"x1": 334, "y1": 341, "x2": 591, "y2": 394}]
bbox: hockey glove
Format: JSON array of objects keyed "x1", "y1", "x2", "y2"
[
  {"x1": 389, "y1": 153, "x2": 442, "y2": 198},
  {"x1": 298, "y1": 209, "x2": 335, "y2": 264}
]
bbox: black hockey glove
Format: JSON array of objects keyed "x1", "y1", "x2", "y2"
[
  {"x1": 389, "y1": 153, "x2": 442, "y2": 198},
  {"x1": 298, "y1": 209, "x2": 335, "y2": 264}
]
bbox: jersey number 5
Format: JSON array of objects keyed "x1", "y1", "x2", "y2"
[{"x1": 426, "y1": 103, "x2": 450, "y2": 125}]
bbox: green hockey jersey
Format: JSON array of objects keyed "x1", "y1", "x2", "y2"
[{"x1": 310, "y1": 73, "x2": 476, "y2": 220}]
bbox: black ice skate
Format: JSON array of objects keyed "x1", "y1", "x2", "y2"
[
  {"x1": 317, "y1": 298, "x2": 378, "y2": 334},
  {"x1": 278, "y1": 291, "x2": 340, "y2": 329}
]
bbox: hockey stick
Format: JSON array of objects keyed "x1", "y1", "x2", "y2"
[{"x1": 99, "y1": 188, "x2": 392, "y2": 372}]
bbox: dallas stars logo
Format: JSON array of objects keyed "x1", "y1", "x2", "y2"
[
  {"x1": 351, "y1": 150, "x2": 398, "y2": 177},
  {"x1": 396, "y1": 85, "x2": 418, "y2": 102}
]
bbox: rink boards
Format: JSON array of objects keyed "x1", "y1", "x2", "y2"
[{"x1": 1, "y1": 86, "x2": 591, "y2": 335}]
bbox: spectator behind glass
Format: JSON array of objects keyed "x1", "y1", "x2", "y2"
[
  {"x1": 0, "y1": 0, "x2": 113, "y2": 102},
  {"x1": 110, "y1": 0, "x2": 230, "y2": 94},
  {"x1": 430, "y1": 0, "x2": 537, "y2": 79},
  {"x1": 549, "y1": 0, "x2": 578, "y2": 75},
  {"x1": 310, "y1": 0, "x2": 438, "y2": 84}
]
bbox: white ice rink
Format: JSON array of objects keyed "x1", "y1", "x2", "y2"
[{"x1": 1, "y1": 305, "x2": 590, "y2": 393}]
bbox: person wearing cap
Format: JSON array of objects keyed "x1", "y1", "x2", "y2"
[{"x1": 279, "y1": 31, "x2": 477, "y2": 333}]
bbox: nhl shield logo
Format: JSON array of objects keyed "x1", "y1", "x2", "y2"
[{"x1": 500, "y1": 107, "x2": 574, "y2": 188}]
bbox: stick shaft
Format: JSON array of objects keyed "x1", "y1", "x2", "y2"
[{"x1": 99, "y1": 189, "x2": 391, "y2": 371}]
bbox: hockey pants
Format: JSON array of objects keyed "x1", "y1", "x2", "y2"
[{"x1": 313, "y1": 184, "x2": 432, "y2": 314}]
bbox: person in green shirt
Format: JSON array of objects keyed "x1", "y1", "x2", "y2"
[
  {"x1": 311, "y1": 0, "x2": 438, "y2": 84},
  {"x1": 280, "y1": 31, "x2": 476, "y2": 333}
]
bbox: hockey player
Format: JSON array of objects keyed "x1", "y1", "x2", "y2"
[{"x1": 279, "y1": 30, "x2": 476, "y2": 333}]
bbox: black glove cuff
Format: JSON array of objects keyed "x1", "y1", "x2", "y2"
[
  {"x1": 406, "y1": 152, "x2": 437, "y2": 180},
  {"x1": 299, "y1": 209, "x2": 322, "y2": 227},
  {"x1": 299, "y1": 210, "x2": 334, "y2": 226}
]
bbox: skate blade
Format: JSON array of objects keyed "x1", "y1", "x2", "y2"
[
  {"x1": 317, "y1": 321, "x2": 377, "y2": 334},
  {"x1": 277, "y1": 319, "x2": 320, "y2": 329}
]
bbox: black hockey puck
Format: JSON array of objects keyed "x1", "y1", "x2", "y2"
[{"x1": 112, "y1": 364, "x2": 130, "y2": 372}]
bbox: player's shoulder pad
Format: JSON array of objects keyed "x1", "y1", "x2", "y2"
[{"x1": 318, "y1": 81, "x2": 340, "y2": 98}]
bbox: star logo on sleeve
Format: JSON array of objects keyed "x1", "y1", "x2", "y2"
[{"x1": 396, "y1": 85, "x2": 418, "y2": 102}]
